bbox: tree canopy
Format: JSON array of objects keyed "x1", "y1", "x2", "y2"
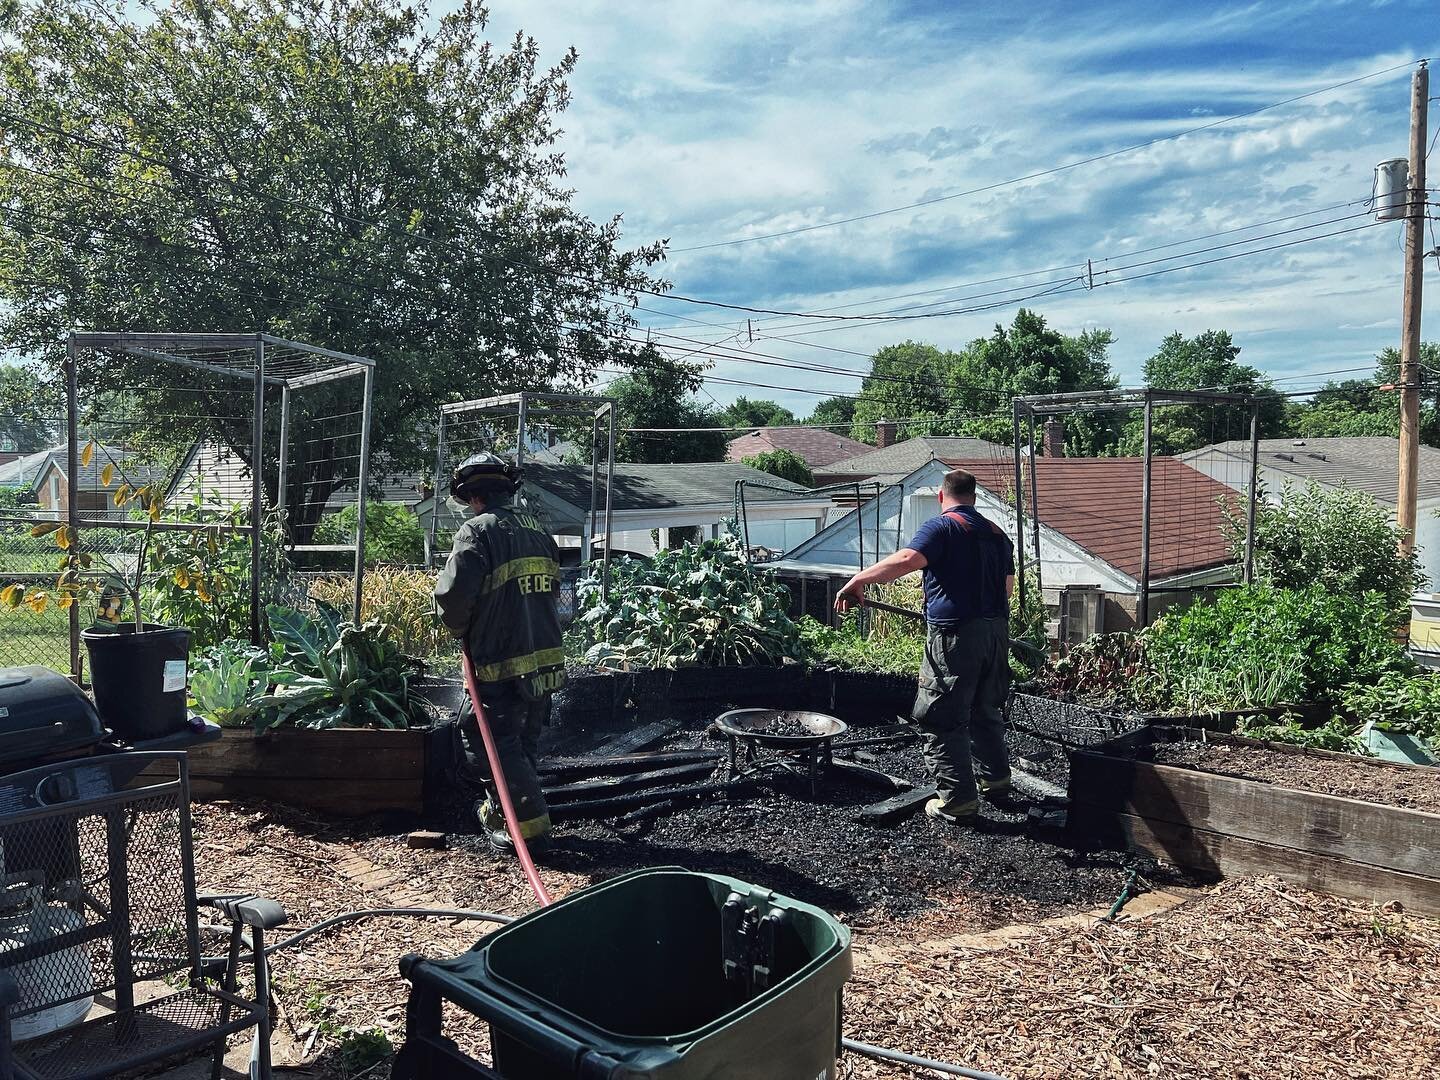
[
  {"x1": 847, "y1": 310, "x2": 1118, "y2": 451},
  {"x1": 606, "y1": 350, "x2": 727, "y2": 464},
  {"x1": 741, "y1": 449, "x2": 813, "y2": 486},
  {"x1": 806, "y1": 395, "x2": 857, "y2": 432},
  {"x1": 1287, "y1": 343, "x2": 1440, "y2": 444},
  {"x1": 0, "y1": 0, "x2": 664, "y2": 534},
  {"x1": 0, "y1": 365, "x2": 58, "y2": 452},
  {"x1": 719, "y1": 397, "x2": 797, "y2": 430}
]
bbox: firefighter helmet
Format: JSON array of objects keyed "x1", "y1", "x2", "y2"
[{"x1": 449, "y1": 452, "x2": 522, "y2": 501}]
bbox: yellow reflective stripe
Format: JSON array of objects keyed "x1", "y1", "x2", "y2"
[
  {"x1": 480, "y1": 556, "x2": 560, "y2": 596},
  {"x1": 473, "y1": 648, "x2": 566, "y2": 683}
]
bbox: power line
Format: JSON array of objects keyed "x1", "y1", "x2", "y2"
[{"x1": 669, "y1": 59, "x2": 1423, "y2": 252}]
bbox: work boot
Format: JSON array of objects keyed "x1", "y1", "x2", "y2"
[
  {"x1": 924, "y1": 797, "x2": 979, "y2": 826},
  {"x1": 978, "y1": 776, "x2": 1024, "y2": 811},
  {"x1": 475, "y1": 797, "x2": 553, "y2": 857}
]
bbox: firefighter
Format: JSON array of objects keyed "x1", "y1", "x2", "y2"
[{"x1": 434, "y1": 452, "x2": 565, "y2": 854}]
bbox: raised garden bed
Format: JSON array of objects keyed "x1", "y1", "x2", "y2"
[
  {"x1": 151, "y1": 724, "x2": 454, "y2": 817},
  {"x1": 1068, "y1": 726, "x2": 1440, "y2": 915}
]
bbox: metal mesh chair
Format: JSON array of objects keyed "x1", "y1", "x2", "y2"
[{"x1": 0, "y1": 751, "x2": 285, "y2": 1080}]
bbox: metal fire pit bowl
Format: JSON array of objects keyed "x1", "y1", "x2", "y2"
[{"x1": 715, "y1": 709, "x2": 849, "y2": 797}]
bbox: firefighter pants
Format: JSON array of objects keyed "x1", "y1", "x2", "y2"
[
  {"x1": 457, "y1": 684, "x2": 552, "y2": 838},
  {"x1": 910, "y1": 617, "x2": 1011, "y2": 807}
]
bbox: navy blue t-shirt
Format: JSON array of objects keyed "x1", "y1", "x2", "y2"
[{"x1": 906, "y1": 504, "x2": 1015, "y2": 627}]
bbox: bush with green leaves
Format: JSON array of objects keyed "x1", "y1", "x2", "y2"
[
  {"x1": 1339, "y1": 672, "x2": 1440, "y2": 748},
  {"x1": 576, "y1": 535, "x2": 803, "y2": 668},
  {"x1": 1143, "y1": 584, "x2": 1407, "y2": 712},
  {"x1": 798, "y1": 615, "x2": 923, "y2": 674},
  {"x1": 741, "y1": 449, "x2": 813, "y2": 486},
  {"x1": 314, "y1": 501, "x2": 425, "y2": 566},
  {"x1": 1234, "y1": 713, "x2": 1368, "y2": 755},
  {"x1": 1223, "y1": 481, "x2": 1425, "y2": 625}
]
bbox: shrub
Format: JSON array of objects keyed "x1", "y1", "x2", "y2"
[
  {"x1": 1224, "y1": 481, "x2": 1425, "y2": 625},
  {"x1": 741, "y1": 449, "x2": 813, "y2": 486},
  {"x1": 315, "y1": 501, "x2": 425, "y2": 566},
  {"x1": 308, "y1": 568, "x2": 455, "y2": 661},
  {"x1": 577, "y1": 533, "x2": 803, "y2": 668},
  {"x1": 1143, "y1": 584, "x2": 1407, "y2": 712},
  {"x1": 798, "y1": 615, "x2": 923, "y2": 674},
  {"x1": 1339, "y1": 672, "x2": 1440, "y2": 749}
]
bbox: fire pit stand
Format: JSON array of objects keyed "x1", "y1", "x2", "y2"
[{"x1": 714, "y1": 709, "x2": 849, "y2": 798}]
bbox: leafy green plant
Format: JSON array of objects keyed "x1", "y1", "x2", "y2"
[
  {"x1": 1142, "y1": 584, "x2": 1407, "y2": 712},
  {"x1": 1040, "y1": 632, "x2": 1149, "y2": 707},
  {"x1": 189, "y1": 641, "x2": 271, "y2": 728},
  {"x1": 314, "y1": 501, "x2": 425, "y2": 566},
  {"x1": 1223, "y1": 481, "x2": 1426, "y2": 625},
  {"x1": 798, "y1": 615, "x2": 923, "y2": 674},
  {"x1": 1235, "y1": 713, "x2": 1368, "y2": 754},
  {"x1": 1339, "y1": 672, "x2": 1440, "y2": 748},
  {"x1": 252, "y1": 604, "x2": 429, "y2": 731},
  {"x1": 576, "y1": 534, "x2": 804, "y2": 668},
  {"x1": 741, "y1": 449, "x2": 813, "y2": 486}
]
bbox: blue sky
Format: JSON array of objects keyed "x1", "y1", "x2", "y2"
[{"x1": 476, "y1": 0, "x2": 1439, "y2": 417}]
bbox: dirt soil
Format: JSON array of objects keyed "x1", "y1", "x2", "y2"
[{"x1": 1150, "y1": 739, "x2": 1440, "y2": 813}]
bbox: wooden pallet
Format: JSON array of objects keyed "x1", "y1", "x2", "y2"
[{"x1": 1069, "y1": 728, "x2": 1440, "y2": 915}]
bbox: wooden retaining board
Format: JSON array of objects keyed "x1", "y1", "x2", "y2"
[
  {"x1": 1069, "y1": 729, "x2": 1440, "y2": 915},
  {"x1": 143, "y1": 727, "x2": 434, "y2": 816}
]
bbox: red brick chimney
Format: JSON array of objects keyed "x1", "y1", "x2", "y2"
[
  {"x1": 876, "y1": 418, "x2": 897, "y2": 448},
  {"x1": 1043, "y1": 417, "x2": 1065, "y2": 458}
]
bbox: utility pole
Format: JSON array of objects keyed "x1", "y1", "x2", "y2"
[{"x1": 1397, "y1": 61, "x2": 1428, "y2": 558}]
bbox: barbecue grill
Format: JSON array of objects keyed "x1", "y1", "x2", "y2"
[
  {"x1": 0, "y1": 668, "x2": 105, "y2": 776},
  {"x1": 714, "y1": 709, "x2": 848, "y2": 797}
]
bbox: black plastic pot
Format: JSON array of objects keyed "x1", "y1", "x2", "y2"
[{"x1": 82, "y1": 623, "x2": 191, "y2": 741}]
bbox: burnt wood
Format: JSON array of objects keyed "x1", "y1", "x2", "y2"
[{"x1": 855, "y1": 785, "x2": 938, "y2": 825}]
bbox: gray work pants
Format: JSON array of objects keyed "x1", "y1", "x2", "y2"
[
  {"x1": 911, "y1": 617, "x2": 1011, "y2": 806},
  {"x1": 457, "y1": 683, "x2": 551, "y2": 829}
]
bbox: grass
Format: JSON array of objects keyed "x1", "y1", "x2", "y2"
[{"x1": 0, "y1": 608, "x2": 72, "y2": 672}]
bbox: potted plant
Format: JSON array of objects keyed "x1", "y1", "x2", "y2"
[{"x1": 1, "y1": 441, "x2": 198, "y2": 741}]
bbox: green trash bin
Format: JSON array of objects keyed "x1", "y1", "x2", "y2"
[{"x1": 399, "y1": 867, "x2": 853, "y2": 1080}]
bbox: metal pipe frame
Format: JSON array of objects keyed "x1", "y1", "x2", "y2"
[
  {"x1": 1011, "y1": 402, "x2": 1027, "y2": 618},
  {"x1": 1026, "y1": 411, "x2": 1043, "y2": 604},
  {"x1": 250, "y1": 338, "x2": 265, "y2": 645},
  {"x1": 603, "y1": 404, "x2": 615, "y2": 602},
  {"x1": 1016, "y1": 386, "x2": 1257, "y2": 410},
  {"x1": 1137, "y1": 395, "x2": 1154, "y2": 628},
  {"x1": 65, "y1": 336, "x2": 81, "y2": 682},
  {"x1": 352, "y1": 364, "x2": 375, "y2": 621},
  {"x1": 429, "y1": 411, "x2": 448, "y2": 567},
  {"x1": 276, "y1": 386, "x2": 290, "y2": 511},
  {"x1": 71, "y1": 332, "x2": 376, "y2": 372},
  {"x1": 585, "y1": 411, "x2": 601, "y2": 564},
  {"x1": 1243, "y1": 403, "x2": 1261, "y2": 584}
]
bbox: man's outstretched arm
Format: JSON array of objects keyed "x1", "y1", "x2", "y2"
[{"x1": 834, "y1": 548, "x2": 928, "y2": 613}]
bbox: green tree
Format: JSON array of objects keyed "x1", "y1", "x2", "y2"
[
  {"x1": 720, "y1": 397, "x2": 797, "y2": 430},
  {"x1": 1122, "y1": 330, "x2": 1284, "y2": 454},
  {"x1": 0, "y1": 366, "x2": 58, "y2": 452},
  {"x1": 608, "y1": 350, "x2": 727, "y2": 464},
  {"x1": 1287, "y1": 343, "x2": 1440, "y2": 444},
  {"x1": 314, "y1": 501, "x2": 425, "y2": 565},
  {"x1": 848, "y1": 311, "x2": 1119, "y2": 451},
  {"x1": 1222, "y1": 480, "x2": 1425, "y2": 625},
  {"x1": 0, "y1": 0, "x2": 664, "y2": 538},
  {"x1": 741, "y1": 449, "x2": 813, "y2": 486},
  {"x1": 806, "y1": 396, "x2": 857, "y2": 432}
]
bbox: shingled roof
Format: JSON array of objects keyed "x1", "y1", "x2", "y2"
[
  {"x1": 522, "y1": 461, "x2": 817, "y2": 513},
  {"x1": 816, "y1": 436, "x2": 1009, "y2": 484},
  {"x1": 1181, "y1": 437, "x2": 1440, "y2": 505},
  {"x1": 725, "y1": 426, "x2": 871, "y2": 469},
  {"x1": 951, "y1": 456, "x2": 1235, "y2": 580}
]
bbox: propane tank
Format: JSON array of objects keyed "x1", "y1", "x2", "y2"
[
  {"x1": 1374, "y1": 158, "x2": 1410, "y2": 221},
  {"x1": 0, "y1": 886, "x2": 94, "y2": 1041}
]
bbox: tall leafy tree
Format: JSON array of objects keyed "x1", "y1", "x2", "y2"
[
  {"x1": 741, "y1": 449, "x2": 813, "y2": 486},
  {"x1": 1122, "y1": 330, "x2": 1284, "y2": 454},
  {"x1": 1287, "y1": 343, "x2": 1440, "y2": 444},
  {"x1": 806, "y1": 395, "x2": 857, "y2": 432},
  {"x1": 0, "y1": 0, "x2": 665, "y2": 535},
  {"x1": 720, "y1": 397, "x2": 797, "y2": 430},
  {"x1": 607, "y1": 349, "x2": 727, "y2": 464},
  {"x1": 0, "y1": 365, "x2": 59, "y2": 451}
]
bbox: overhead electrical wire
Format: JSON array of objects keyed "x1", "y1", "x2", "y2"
[{"x1": 668, "y1": 58, "x2": 1423, "y2": 251}]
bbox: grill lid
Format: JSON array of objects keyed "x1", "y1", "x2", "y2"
[{"x1": 0, "y1": 667, "x2": 105, "y2": 766}]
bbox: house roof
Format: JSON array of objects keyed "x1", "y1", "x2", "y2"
[
  {"x1": 522, "y1": 461, "x2": 820, "y2": 513},
  {"x1": 1180, "y1": 437, "x2": 1440, "y2": 506},
  {"x1": 31, "y1": 444, "x2": 171, "y2": 494},
  {"x1": 949, "y1": 457, "x2": 1235, "y2": 580},
  {"x1": 814, "y1": 436, "x2": 1009, "y2": 483},
  {"x1": 0, "y1": 445, "x2": 62, "y2": 489},
  {"x1": 725, "y1": 427, "x2": 871, "y2": 469}
]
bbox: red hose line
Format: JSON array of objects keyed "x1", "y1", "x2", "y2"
[{"x1": 460, "y1": 650, "x2": 554, "y2": 907}]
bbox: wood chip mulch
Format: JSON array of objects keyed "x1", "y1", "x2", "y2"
[
  {"x1": 841, "y1": 876, "x2": 1440, "y2": 1080},
  {"x1": 190, "y1": 803, "x2": 1440, "y2": 1079}
]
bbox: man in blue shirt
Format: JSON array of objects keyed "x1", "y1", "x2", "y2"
[{"x1": 836, "y1": 468, "x2": 1015, "y2": 826}]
